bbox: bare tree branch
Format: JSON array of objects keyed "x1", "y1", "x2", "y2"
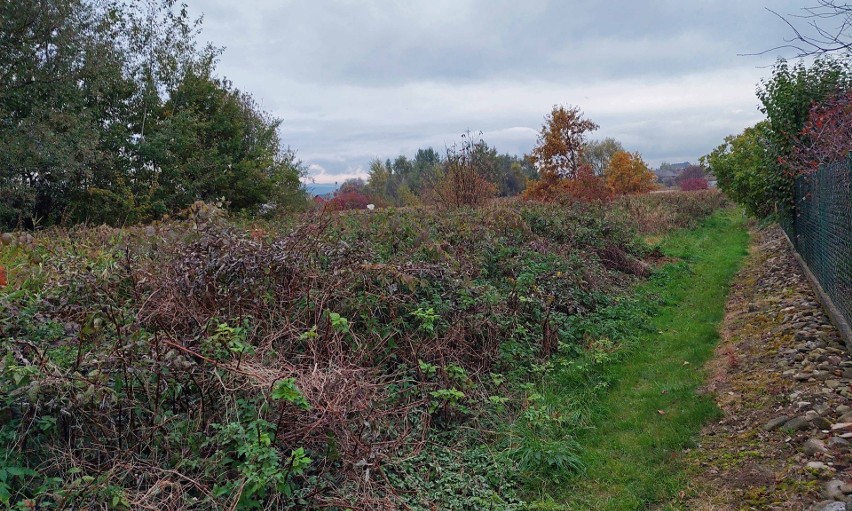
[{"x1": 741, "y1": 2, "x2": 852, "y2": 58}]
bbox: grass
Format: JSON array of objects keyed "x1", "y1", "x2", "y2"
[{"x1": 526, "y1": 207, "x2": 750, "y2": 510}]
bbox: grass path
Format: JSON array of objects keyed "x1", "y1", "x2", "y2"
[{"x1": 532, "y1": 208, "x2": 750, "y2": 510}]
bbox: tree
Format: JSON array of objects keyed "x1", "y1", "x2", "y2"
[
  {"x1": 582, "y1": 137, "x2": 625, "y2": 176},
  {"x1": 365, "y1": 158, "x2": 394, "y2": 204},
  {"x1": 529, "y1": 105, "x2": 599, "y2": 180},
  {"x1": 136, "y1": 64, "x2": 304, "y2": 215},
  {"x1": 412, "y1": 148, "x2": 442, "y2": 192},
  {"x1": 0, "y1": 0, "x2": 130, "y2": 228},
  {"x1": 338, "y1": 178, "x2": 367, "y2": 195},
  {"x1": 0, "y1": 0, "x2": 306, "y2": 228},
  {"x1": 425, "y1": 132, "x2": 496, "y2": 208},
  {"x1": 756, "y1": 58, "x2": 849, "y2": 213},
  {"x1": 604, "y1": 151, "x2": 657, "y2": 195},
  {"x1": 675, "y1": 165, "x2": 705, "y2": 185},
  {"x1": 764, "y1": 1, "x2": 852, "y2": 57},
  {"x1": 701, "y1": 122, "x2": 776, "y2": 217},
  {"x1": 523, "y1": 105, "x2": 604, "y2": 202}
]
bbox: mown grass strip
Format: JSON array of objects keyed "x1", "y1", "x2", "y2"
[{"x1": 530, "y1": 207, "x2": 749, "y2": 510}]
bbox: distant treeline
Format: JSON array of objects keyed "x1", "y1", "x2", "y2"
[{"x1": 325, "y1": 142, "x2": 538, "y2": 209}]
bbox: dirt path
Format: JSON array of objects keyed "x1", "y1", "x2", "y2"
[{"x1": 679, "y1": 226, "x2": 852, "y2": 511}]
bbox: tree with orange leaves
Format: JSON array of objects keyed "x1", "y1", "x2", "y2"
[
  {"x1": 529, "y1": 105, "x2": 599, "y2": 180},
  {"x1": 604, "y1": 151, "x2": 658, "y2": 195},
  {"x1": 524, "y1": 105, "x2": 608, "y2": 202}
]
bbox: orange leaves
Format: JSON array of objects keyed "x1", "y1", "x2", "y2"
[
  {"x1": 604, "y1": 151, "x2": 657, "y2": 195},
  {"x1": 523, "y1": 164, "x2": 611, "y2": 203},
  {"x1": 529, "y1": 105, "x2": 599, "y2": 180},
  {"x1": 523, "y1": 105, "x2": 610, "y2": 203}
]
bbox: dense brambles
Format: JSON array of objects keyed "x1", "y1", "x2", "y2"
[{"x1": 0, "y1": 192, "x2": 728, "y2": 509}]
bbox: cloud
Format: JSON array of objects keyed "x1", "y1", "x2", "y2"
[
  {"x1": 303, "y1": 163, "x2": 369, "y2": 185},
  {"x1": 195, "y1": 0, "x2": 806, "y2": 180}
]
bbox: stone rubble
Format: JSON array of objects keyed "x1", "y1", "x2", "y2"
[{"x1": 685, "y1": 225, "x2": 852, "y2": 511}]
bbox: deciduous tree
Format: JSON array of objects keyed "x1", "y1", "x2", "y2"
[
  {"x1": 529, "y1": 105, "x2": 599, "y2": 180},
  {"x1": 702, "y1": 122, "x2": 776, "y2": 217},
  {"x1": 764, "y1": 1, "x2": 852, "y2": 57},
  {"x1": 604, "y1": 151, "x2": 657, "y2": 195},
  {"x1": 582, "y1": 137, "x2": 625, "y2": 176}
]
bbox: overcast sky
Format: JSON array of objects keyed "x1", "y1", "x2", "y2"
[{"x1": 195, "y1": 1, "x2": 808, "y2": 184}]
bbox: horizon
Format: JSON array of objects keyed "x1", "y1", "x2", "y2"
[{"x1": 197, "y1": 1, "x2": 805, "y2": 185}]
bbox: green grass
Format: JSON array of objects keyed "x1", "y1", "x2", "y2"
[{"x1": 526, "y1": 207, "x2": 750, "y2": 510}]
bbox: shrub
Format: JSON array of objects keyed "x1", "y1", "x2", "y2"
[
  {"x1": 679, "y1": 178, "x2": 709, "y2": 191},
  {"x1": 787, "y1": 89, "x2": 852, "y2": 176},
  {"x1": 604, "y1": 151, "x2": 657, "y2": 195},
  {"x1": 523, "y1": 165, "x2": 611, "y2": 203},
  {"x1": 424, "y1": 132, "x2": 497, "y2": 208},
  {"x1": 612, "y1": 190, "x2": 727, "y2": 234},
  {"x1": 326, "y1": 190, "x2": 371, "y2": 211}
]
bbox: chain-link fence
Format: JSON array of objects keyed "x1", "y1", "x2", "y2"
[{"x1": 781, "y1": 154, "x2": 852, "y2": 334}]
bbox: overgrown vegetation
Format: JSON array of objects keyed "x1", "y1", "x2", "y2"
[
  {"x1": 703, "y1": 57, "x2": 850, "y2": 217},
  {"x1": 0, "y1": 192, "x2": 727, "y2": 510}
]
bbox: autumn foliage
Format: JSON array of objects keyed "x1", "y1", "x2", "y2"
[
  {"x1": 524, "y1": 165, "x2": 611, "y2": 203},
  {"x1": 787, "y1": 89, "x2": 852, "y2": 176},
  {"x1": 524, "y1": 105, "x2": 610, "y2": 202},
  {"x1": 529, "y1": 105, "x2": 599, "y2": 180},
  {"x1": 426, "y1": 132, "x2": 497, "y2": 208},
  {"x1": 604, "y1": 151, "x2": 657, "y2": 195},
  {"x1": 326, "y1": 190, "x2": 372, "y2": 211},
  {"x1": 679, "y1": 178, "x2": 709, "y2": 191}
]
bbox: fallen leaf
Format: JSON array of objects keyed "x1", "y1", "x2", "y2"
[
  {"x1": 0, "y1": 265, "x2": 6, "y2": 287},
  {"x1": 657, "y1": 409, "x2": 666, "y2": 415}
]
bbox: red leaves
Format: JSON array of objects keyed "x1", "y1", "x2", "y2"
[
  {"x1": 326, "y1": 190, "x2": 372, "y2": 211},
  {"x1": 679, "y1": 178, "x2": 709, "y2": 191},
  {"x1": 0, "y1": 265, "x2": 6, "y2": 287},
  {"x1": 787, "y1": 89, "x2": 852, "y2": 176}
]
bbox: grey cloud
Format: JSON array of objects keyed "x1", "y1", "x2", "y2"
[{"x1": 194, "y1": 0, "x2": 806, "y2": 182}]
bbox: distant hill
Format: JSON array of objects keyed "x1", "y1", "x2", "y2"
[{"x1": 305, "y1": 183, "x2": 339, "y2": 198}]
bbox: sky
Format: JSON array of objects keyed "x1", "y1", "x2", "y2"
[{"x1": 193, "y1": 0, "x2": 809, "y2": 184}]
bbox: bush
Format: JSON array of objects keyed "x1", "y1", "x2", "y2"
[
  {"x1": 679, "y1": 178, "x2": 709, "y2": 191},
  {"x1": 523, "y1": 165, "x2": 611, "y2": 203},
  {"x1": 604, "y1": 151, "x2": 657, "y2": 195},
  {"x1": 612, "y1": 190, "x2": 727, "y2": 234},
  {"x1": 326, "y1": 190, "x2": 372, "y2": 211}
]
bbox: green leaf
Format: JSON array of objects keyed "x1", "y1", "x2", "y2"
[{"x1": 271, "y1": 378, "x2": 311, "y2": 410}]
